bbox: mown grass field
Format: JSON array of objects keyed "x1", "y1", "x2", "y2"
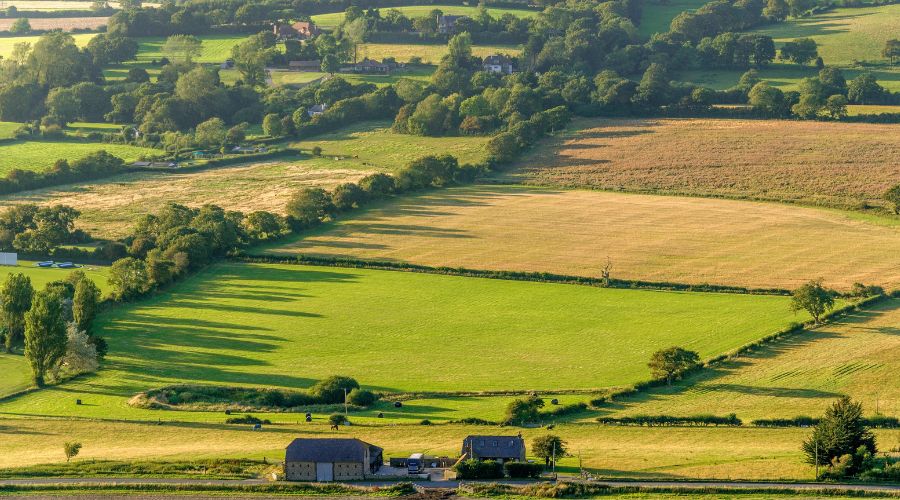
[
  {"x1": 0, "y1": 140, "x2": 157, "y2": 175},
  {"x1": 604, "y1": 300, "x2": 900, "y2": 421},
  {"x1": 0, "y1": 122, "x2": 486, "y2": 237},
  {"x1": 637, "y1": 0, "x2": 709, "y2": 36},
  {"x1": 0, "y1": 121, "x2": 19, "y2": 139},
  {"x1": 311, "y1": 5, "x2": 538, "y2": 28},
  {"x1": 0, "y1": 261, "x2": 804, "y2": 419},
  {"x1": 102, "y1": 34, "x2": 247, "y2": 81},
  {"x1": 270, "y1": 66, "x2": 434, "y2": 88},
  {"x1": 0, "y1": 261, "x2": 109, "y2": 293},
  {"x1": 1, "y1": 417, "x2": 896, "y2": 479},
  {"x1": 0, "y1": 355, "x2": 30, "y2": 399},
  {"x1": 355, "y1": 42, "x2": 521, "y2": 64},
  {"x1": 267, "y1": 185, "x2": 900, "y2": 290},
  {"x1": 505, "y1": 117, "x2": 900, "y2": 210}
]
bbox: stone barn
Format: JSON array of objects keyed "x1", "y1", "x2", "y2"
[
  {"x1": 284, "y1": 438, "x2": 383, "y2": 481},
  {"x1": 461, "y1": 435, "x2": 526, "y2": 463}
]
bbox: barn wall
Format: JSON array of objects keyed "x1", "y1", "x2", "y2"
[
  {"x1": 285, "y1": 461, "x2": 316, "y2": 481},
  {"x1": 333, "y1": 461, "x2": 364, "y2": 480}
]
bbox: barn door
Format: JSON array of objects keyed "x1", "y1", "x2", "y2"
[{"x1": 316, "y1": 462, "x2": 333, "y2": 482}]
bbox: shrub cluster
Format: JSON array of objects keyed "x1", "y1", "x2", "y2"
[
  {"x1": 448, "y1": 417, "x2": 499, "y2": 425},
  {"x1": 541, "y1": 402, "x2": 588, "y2": 419},
  {"x1": 503, "y1": 462, "x2": 544, "y2": 478},
  {"x1": 597, "y1": 414, "x2": 742, "y2": 427},
  {"x1": 453, "y1": 459, "x2": 504, "y2": 479},
  {"x1": 225, "y1": 415, "x2": 271, "y2": 425},
  {"x1": 0, "y1": 151, "x2": 127, "y2": 195},
  {"x1": 754, "y1": 416, "x2": 899, "y2": 429},
  {"x1": 486, "y1": 106, "x2": 571, "y2": 165}
]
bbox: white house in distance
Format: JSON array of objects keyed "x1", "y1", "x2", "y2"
[{"x1": 482, "y1": 54, "x2": 515, "y2": 74}]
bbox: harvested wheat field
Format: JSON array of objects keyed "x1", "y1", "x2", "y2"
[
  {"x1": 0, "y1": 161, "x2": 374, "y2": 238},
  {"x1": 266, "y1": 185, "x2": 900, "y2": 290},
  {"x1": 504, "y1": 118, "x2": 900, "y2": 209},
  {"x1": 0, "y1": 17, "x2": 108, "y2": 31}
]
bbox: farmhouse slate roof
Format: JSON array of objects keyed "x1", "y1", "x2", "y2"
[
  {"x1": 285, "y1": 438, "x2": 382, "y2": 463},
  {"x1": 462, "y1": 435, "x2": 526, "y2": 459}
]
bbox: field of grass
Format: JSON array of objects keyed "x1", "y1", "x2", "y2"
[
  {"x1": 0, "y1": 354, "x2": 30, "y2": 399},
  {"x1": 102, "y1": 34, "x2": 248, "y2": 81},
  {"x1": 0, "y1": 16, "x2": 107, "y2": 31},
  {"x1": 505, "y1": 117, "x2": 900, "y2": 210},
  {"x1": 0, "y1": 261, "x2": 805, "y2": 419},
  {"x1": 605, "y1": 300, "x2": 900, "y2": 421},
  {"x1": 355, "y1": 42, "x2": 521, "y2": 64},
  {"x1": 0, "y1": 140, "x2": 157, "y2": 175},
  {"x1": 270, "y1": 66, "x2": 434, "y2": 88},
  {"x1": 847, "y1": 104, "x2": 900, "y2": 116},
  {"x1": 0, "y1": 122, "x2": 486, "y2": 237},
  {"x1": 0, "y1": 0, "x2": 155, "y2": 9},
  {"x1": 0, "y1": 32, "x2": 95, "y2": 58},
  {"x1": 0, "y1": 261, "x2": 109, "y2": 293},
  {"x1": 0, "y1": 121, "x2": 19, "y2": 139},
  {"x1": 2, "y1": 417, "x2": 897, "y2": 479},
  {"x1": 637, "y1": 0, "x2": 709, "y2": 36},
  {"x1": 267, "y1": 184, "x2": 900, "y2": 290},
  {"x1": 311, "y1": 5, "x2": 538, "y2": 28}
]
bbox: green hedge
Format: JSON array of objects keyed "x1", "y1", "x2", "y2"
[
  {"x1": 597, "y1": 414, "x2": 742, "y2": 427},
  {"x1": 504, "y1": 462, "x2": 544, "y2": 478}
]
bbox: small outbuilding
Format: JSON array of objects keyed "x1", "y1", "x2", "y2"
[
  {"x1": 284, "y1": 438, "x2": 383, "y2": 481},
  {"x1": 461, "y1": 435, "x2": 526, "y2": 463}
]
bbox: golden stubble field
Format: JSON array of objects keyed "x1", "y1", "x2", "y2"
[
  {"x1": 504, "y1": 118, "x2": 900, "y2": 209},
  {"x1": 268, "y1": 185, "x2": 900, "y2": 290},
  {"x1": 0, "y1": 161, "x2": 374, "y2": 238},
  {"x1": 0, "y1": 17, "x2": 108, "y2": 30}
]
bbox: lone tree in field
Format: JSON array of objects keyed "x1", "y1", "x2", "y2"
[
  {"x1": 63, "y1": 442, "x2": 82, "y2": 462},
  {"x1": 504, "y1": 394, "x2": 544, "y2": 425},
  {"x1": 648, "y1": 347, "x2": 700, "y2": 385},
  {"x1": 1, "y1": 273, "x2": 34, "y2": 353},
  {"x1": 24, "y1": 291, "x2": 67, "y2": 386},
  {"x1": 884, "y1": 184, "x2": 900, "y2": 214},
  {"x1": 532, "y1": 435, "x2": 567, "y2": 467},
  {"x1": 802, "y1": 397, "x2": 876, "y2": 474},
  {"x1": 790, "y1": 279, "x2": 834, "y2": 325}
]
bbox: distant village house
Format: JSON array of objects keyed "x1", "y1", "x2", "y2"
[
  {"x1": 482, "y1": 54, "x2": 516, "y2": 74},
  {"x1": 274, "y1": 20, "x2": 321, "y2": 40},
  {"x1": 307, "y1": 103, "x2": 328, "y2": 117},
  {"x1": 461, "y1": 435, "x2": 526, "y2": 463},
  {"x1": 284, "y1": 438, "x2": 383, "y2": 481},
  {"x1": 437, "y1": 14, "x2": 467, "y2": 34}
]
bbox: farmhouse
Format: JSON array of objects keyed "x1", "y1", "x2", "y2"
[
  {"x1": 308, "y1": 103, "x2": 328, "y2": 117},
  {"x1": 483, "y1": 54, "x2": 515, "y2": 74},
  {"x1": 461, "y1": 435, "x2": 526, "y2": 462},
  {"x1": 274, "y1": 21, "x2": 320, "y2": 39},
  {"x1": 284, "y1": 438, "x2": 383, "y2": 481},
  {"x1": 437, "y1": 14, "x2": 467, "y2": 34}
]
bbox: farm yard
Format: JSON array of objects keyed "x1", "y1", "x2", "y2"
[
  {"x1": 266, "y1": 185, "x2": 900, "y2": 290},
  {"x1": 604, "y1": 300, "x2": 900, "y2": 421},
  {"x1": 0, "y1": 123, "x2": 487, "y2": 237},
  {"x1": 504, "y1": 118, "x2": 900, "y2": 209},
  {"x1": 0, "y1": 140, "x2": 157, "y2": 175},
  {"x1": 311, "y1": 5, "x2": 538, "y2": 28}
]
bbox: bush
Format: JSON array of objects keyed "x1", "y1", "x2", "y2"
[
  {"x1": 225, "y1": 414, "x2": 270, "y2": 425},
  {"x1": 504, "y1": 461, "x2": 544, "y2": 478},
  {"x1": 309, "y1": 376, "x2": 359, "y2": 404},
  {"x1": 347, "y1": 389, "x2": 377, "y2": 407},
  {"x1": 328, "y1": 413, "x2": 347, "y2": 426},
  {"x1": 453, "y1": 459, "x2": 504, "y2": 479},
  {"x1": 597, "y1": 414, "x2": 742, "y2": 426}
]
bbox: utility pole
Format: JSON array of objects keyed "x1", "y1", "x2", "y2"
[
  {"x1": 552, "y1": 442, "x2": 556, "y2": 478},
  {"x1": 344, "y1": 388, "x2": 349, "y2": 417},
  {"x1": 815, "y1": 441, "x2": 819, "y2": 481}
]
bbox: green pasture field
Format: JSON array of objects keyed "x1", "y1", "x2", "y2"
[
  {"x1": 0, "y1": 121, "x2": 19, "y2": 139},
  {"x1": 270, "y1": 66, "x2": 434, "y2": 88},
  {"x1": 355, "y1": 42, "x2": 521, "y2": 64},
  {"x1": 603, "y1": 299, "x2": 900, "y2": 421},
  {"x1": 311, "y1": 5, "x2": 538, "y2": 28},
  {"x1": 0, "y1": 261, "x2": 806, "y2": 420},
  {"x1": 0, "y1": 140, "x2": 157, "y2": 175},
  {"x1": 2, "y1": 417, "x2": 897, "y2": 479},
  {"x1": 0, "y1": 355, "x2": 30, "y2": 399},
  {"x1": 102, "y1": 34, "x2": 248, "y2": 81},
  {"x1": 637, "y1": 0, "x2": 709, "y2": 37},
  {"x1": 847, "y1": 104, "x2": 900, "y2": 116},
  {"x1": 0, "y1": 261, "x2": 109, "y2": 293},
  {"x1": 0, "y1": 32, "x2": 96, "y2": 58},
  {"x1": 0, "y1": 121, "x2": 486, "y2": 238}
]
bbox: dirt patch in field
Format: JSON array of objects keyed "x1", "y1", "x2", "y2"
[
  {"x1": 0, "y1": 17, "x2": 108, "y2": 30},
  {"x1": 503, "y1": 118, "x2": 900, "y2": 209},
  {"x1": 268, "y1": 185, "x2": 900, "y2": 290}
]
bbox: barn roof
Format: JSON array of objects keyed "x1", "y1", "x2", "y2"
[
  {"x1": 285, "y1": 438, "x2": 382, "y2": 463},
  {"x1": 462, "y1": 435, "x2": 525, "y2": 459}
]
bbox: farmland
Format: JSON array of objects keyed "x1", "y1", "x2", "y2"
[
  {"x1": 266, "y1": 184, "x2": 900, "y2": 290},
  {"x1": 311, "y1": 5, "x2": 538, "y2": 28},
  {"x1": 354, "y1": 42, "x2": 521, "y2": 64},
  {"x1": 270, "y1": 66, "x2": 434, "y2": 87},
  {"x1": 0, "y1": 121, "x2": 19, "y2": 139},
  {"x1": 0, "y1": 354, "x2": 30, "y2": 399},
  {"x1": 0, "y1": 16, "x2": 108, "y2": 31},
  {"x1": 0, "y1": 261, "x2": 804, "y2": 419},
  {"x1": 504, "y1": 118, "x2": 900, "y2": 209},
  {"x1": 0, "y1": 122, "x2": 487, "y2": 237},
  {"x1": 5, "y1": 417, "x2": 889, "y2": 479},
  {"x1": 0, "y1": 32, "x2": 95, "y2": 58},
  {"x1": 0, "y1": 140, "x2": 157, "y2": 175},
  {"x1": 638, "y1": 0, "x2": 709, "y2": 36},
  {"x1": 0, "y1": 0, "x2": 156, "y2": 9},
  {"x1": 604, "y1": 300, "x2": 900, "y2": 421},
  {"x1": 0, "y1": 261, "x2": 109, "y2": 293}
]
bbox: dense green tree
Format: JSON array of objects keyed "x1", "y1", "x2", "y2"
[
  {"x1": 632, "y1": 63, "x2": 670, "y2": 108},
  {"x1": 648, "y1": 346, "x2": 700, "y2": 384},
  {"x1": 231, "y1": 34, "x2": 274, "y2": 86},
  {"x1": 194, "y1": 117, "x2": 226, "y2": 148},
  {"x1": 45, "y1": 87, "x2": 80, "y2": 126},
  {"x1": 532, "y1": 435, "x2": 567, "y2": 466},
  {"x1": 884, "y1": 184, "x2": 900, "y2": 215},
  {"x1": 285, "y1": 187, "x2": 333, "y2": 229},
  {"x1": 846, "y1": 73, "x2": 885, "y2": 104},
  {"x1": 780, "y1": 38, "x2": 818, "y2": 65},
  {"x1": 72, "y1": 277, "x2": 101, "y2": 334},
  {"x1": 802, "y1": 397, "x2": 876, "y2": 472},
  {"x1": 163, "y1": 34, "x2": 202, "y2": 63},
  {"x1": 504, "y1": 394, "x2": 544, "y2": 425},
  {"x1": 823, "y1": 94, "x2": 848, "y2": 120},
  {"x1": 24, "y1": 291, "x2": 67, "y2": 386},
  {"x1": 262, "y1": 113, "x2": 283, "y2": 137},
  {"x1": 790, "y1": 279, "x2": 834, "y2": 325},
  {"x1": 1, "y1": 273, "x2": 33, "y2": 352},
  {"x1": 406, "y1": 94, "x2": 450, "y2": 136},
  {"x1": 107, "y1": 257, "x2": 151, "y2": 300},
  {"x1": 27, "y1": 31, "x2": 94, "y2": 88},
  {"x1": 818, "y1": 67, "x2": 847, "y2": 96},
  {"x1": 310, "y1": 375, "x2": 359, "y2": 404},
  {"x1": 10, "y1": 17, "x2": 31, "y2": 35},
  {"x1": 331, "y1": 183, "x2": 366, "y2": 211},
  {"x1": 748, "y1": 81, "x2": 787, "y2": 115}
]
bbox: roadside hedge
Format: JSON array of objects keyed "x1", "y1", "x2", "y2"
[
  {"x1": 454, "y1": 459, "x2": 504, "y2": 479},
  {"x1": 504, "y1": 462, "x2": 544, "y2": 478},
  {"x1": 597, "y1": 414, "x2": 742, "y2": 427}
]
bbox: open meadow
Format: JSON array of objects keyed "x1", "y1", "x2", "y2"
[
  {"x1": 0, "y1": 16, "x2": 108, "y2": 31},
  {"x1": 0, "y1": 261, "x2": 805, "y2": 416},
  {"x1": 0, "y1": 261, "x2": 109, "y2": 293},
  {"x1": 0, "y1": 123, "x2": 487, "y2": 237},
  {"x1": 638, "y1": 0, "x2": 709, "y2": 36},
  {"x1": 266, "y1": 185, "x2": 900, "y2": 290},
  {"x1": 503, "y1": 118, "x2": 900, "y2": 210},
  {"x1": 1, "y1": 417, "x2": 872, "y2": 480},
  {"x1": 270, "y1": 66, "x2": 434, "y2": 88},
  {"x1": 603, "y1": 299, "x2": 900, "y2": 421},
  {"x1": 0, "y1": 140, "x2": 157, "y2": 175},
  {"x1": 354, "y1": 42, "x2": 521, "y2": 64},
  {"x1": 311, "y1": 5, "x2": 538, "y2": 28},
  {"x1": 0, "y1": 355, "x2": 30, "y2": 399},
  {"x1": 0, "y1": 32, "x2": 95, "y2": 58}
]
